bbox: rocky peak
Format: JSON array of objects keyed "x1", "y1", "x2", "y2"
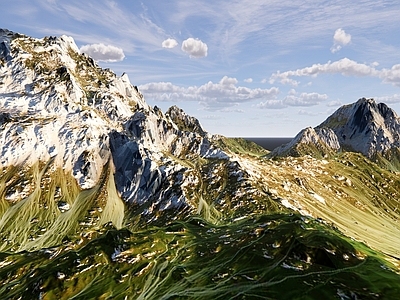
[
  {"x1": 271, "y1": 98, "x2": 400, "y2": 161},
  {"x1": 166, "y1": 105, "x2": 207, "y2": 137},
  {"x1": 270, "y1": 126, "x2": 340, "y2": 157},
  {"x1": 319, "y1": 98, "x2": 400, "y2": 157},
  {"x1": 0, "y1": 29, "x2": 239, "y2": 224}
]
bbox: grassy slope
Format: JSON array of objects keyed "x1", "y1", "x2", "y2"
[
  {"x1": 259, "y1": 152, "x2": 400, "y2": 266},
  {"x1": 1, "y1": 214, "x2": 399, "y2": 299},
  {"x1": 0, "y1": 141, "x2": 400, "y2": 298}
]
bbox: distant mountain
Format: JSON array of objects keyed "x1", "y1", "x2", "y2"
[{"x1": 271, "y1": 98, "x2": 400, "y2": 166}]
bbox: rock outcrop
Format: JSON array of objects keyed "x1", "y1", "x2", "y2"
[
  {"x1": 271, "y1": 98, "x2": 400, "y2": 164},
  {"x1": 0, "y1": 29, "x2": 250, "y2": 224}
]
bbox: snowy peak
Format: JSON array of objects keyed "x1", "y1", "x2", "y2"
[
  {"x1": 0, "y1": 29, "x2": 237, "y2": 219},
  {"x1": 0, "y1": 29, "x2": 147, "y2": 184},
  {"x1": 271, "y1": 98, "x2": 400, "y2": 161}
]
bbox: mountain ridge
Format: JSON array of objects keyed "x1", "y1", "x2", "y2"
[
  {"x1": 271, "y1": 97, "x2": 400, "y2": 166},
  {"x1": 2, "y1": 29, "x2": 400, "y2": 299},
  {"x1": 0, "y1": 28, "x2": 271, "y2": 233}
]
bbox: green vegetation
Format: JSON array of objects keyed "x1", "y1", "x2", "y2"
[
  {"x1": 216, "y1": 137, "x2": 269, "y2": 157},
  {"x1": 257, "y1": 151, "x2": 400, "y2": 267},
  {"x1": 1, "y1": 214, "x2": 399, "y2": 299},
  {"x1": 0, "y1": 160, "x2": 124, "y2": 252},
  {"x1": 1, "y1": 152, "x2": 400, "y2": 298}
]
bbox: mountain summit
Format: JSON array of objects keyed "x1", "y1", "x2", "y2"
[
  {"x1": 271, "y1": 98, "x2": 400, "y2": 164},
  {"x1": 2, "y1": 30, "x2": 400, "y2": 299},
  {"x1": 0, "y1": 29, "x2": 268, "y2": 240}
]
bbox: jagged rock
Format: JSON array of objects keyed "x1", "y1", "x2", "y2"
[
  {"x1": 166, "y1": 105, "x2": 207, "y2": 137},
  {"x1": 271, "y1": 98, "x2": 400, "y2": 164},
  {"x1": 270, "y1": 126, "x2": 339, "y2": 157},
  {"x1": 0, "y1": 29, "x2": 238, "y2": 219},
  {"x1": 319, "y1": 98, "x2": 400, "y2": 158}
]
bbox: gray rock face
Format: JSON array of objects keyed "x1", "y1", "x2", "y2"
[
  {"x1": 0, "y1": 29, "x2": 234, "y2": 219},
  {"x1": 270, "y1": 126, "x2": 340, "y2": 157},
  {"x1": 320, "y1": 98, "x2": 400, "y2": 157},
  {"x1": 166, "y1": 105, "x2": 207, "y2": 137},
  {"x1": 271, "y1": 98, "x2": 400, "y2": 159}
]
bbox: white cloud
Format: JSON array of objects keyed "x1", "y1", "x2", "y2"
[
  {"x1": 79, "y1": 43, "x2": 125, "y2": 62},
  {"x1": 379, "y1": 64, "x2": 400, "y2": 86},
  {"x1": 139, "y1": 76, "x2": 279, "y2": 110},
  {"x1": 327, "y1": 100, "x2": 342, "y2": 107},
  {"x1": 267, "y1": 58, "x2": 400, "y2": 86},
  {"x1": 371, "y1": 61, "x2": 379, "y2": 67},
  {"x1": 284, "y1": 92, "x2": 328, "y2": 107},
  {"x1": 375, "y1": 94, "x2": 400, "y2": 104},
  {"x1": 298, "y1": 110, "x2": 319, "y2": 116},
  {"x1": 256, "y1": 100, "x2": 286, "y2": 109},
  {"x1": 244, "y1": 78, "x2": 253, "y2": 83},
  {"x1": 162, "y1": 38, "x2": 178, "y2": 49},
  {"x1": 181, "y1": 38, "x2": 208, "y2": 58},
  {"x1": 331, "y1": 28, "x2": 351, "y2": 53},
  {"x1": 256, "y1": 90, "x2": 328, "y2": 109}
]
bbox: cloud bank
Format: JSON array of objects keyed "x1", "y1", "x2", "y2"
[
  {"x1": 256, "y1": 91, "x2": 328, "y2": 109},
  {"x1": 139, "y1": 76, "x2": 278, "y2": 110},
  {"x1": 181, "y1": 38, "x2": 208, "y2": 58},
  {"x1": 79, "y1": 43, "x2": 125, "y2": 62},
  {"x1": 269, "y1": 58, "x2": 400, "y2": 87}
]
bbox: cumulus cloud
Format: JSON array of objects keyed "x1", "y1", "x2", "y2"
[
  {"x1": 331, "y1": 28, "x2": 351, "y2": 53},
  {"x1": 256, "y1": 90, "x2": 328, "y2": 110},
  {"x1": 181, "y1": 38, "x2": 208, "y2": 58},
  {"x1": 375, "y1": 94, "x2": 400, "y2": 104},
  {"x1": 139, "y1": 76, "x2": 279, "y2": 110},
  {"x1": 256, "y1": 100, "x2": 287, "y2": 109},
  {"x1": 267, "y1": 58, "x2": 400, "y2": 87},
  {"x1": 244, "y1": 78, "x2": 253, "y2": 83},
  {"x1": 284, "y1": 92, "x2": 328, "y2": 107},
  {"x1": 79, "y1": 43, "x2": 125, "y2": 62},
  {"x1": 298, "y1": 110, "x2": 319, "y2": 116},
  {"x1": 162, "y1": 38, "x2": 178, "y2": 49}
]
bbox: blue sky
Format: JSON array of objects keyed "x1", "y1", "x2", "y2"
[{"x1": 2, "y1": 0, "x2": 400, "y2": 137}]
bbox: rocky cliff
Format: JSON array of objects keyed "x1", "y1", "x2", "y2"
[
  {"x1": 2, "y1": 30, "x2": 400, "y2": 299},
  {"x1": 271, "y1": 98, "x2": 400, "y2": 165},
  {"x1": 0, "y1": 29, "x2": 271, "y2": 250}
]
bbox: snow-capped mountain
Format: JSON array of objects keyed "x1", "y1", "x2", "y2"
[
  {"x1": 0, "y1": 29, "x2": 255, "y2": 224},
  {"x1": 271, "y1": 98, "x2": 400, "y2": 162},
  {"x1": 2, "y1": 30, "x2": 400, "y2": 299}
]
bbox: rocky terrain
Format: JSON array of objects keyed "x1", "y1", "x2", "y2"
[
  {"x1": 1, "y1": 29, "x2": 400, "y2": 299},
  {"x1": 271, "y1": 98, "x2": 400, "y2": 166}
]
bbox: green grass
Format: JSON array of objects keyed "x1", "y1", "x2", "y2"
[
  {"x1": 1, "y1": 214, "x2": 399, "y2": 299},
  {"x1": 216, "y1": 137, "x2": 269, "y2": 157},
  {"x1": 0, "y1": 160, "x2": 124, "y2": 252},
  {"x1": 1, "y1": 147, "x2": 400, "y2": 298}
]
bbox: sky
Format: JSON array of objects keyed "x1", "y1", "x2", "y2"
[{"x1": 2, "y1": 0, "x2": 400, "y2": 137}]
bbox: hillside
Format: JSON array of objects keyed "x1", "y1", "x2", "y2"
[{"x1": 1, "y1": 29, "x2": 400, "y2": 299}]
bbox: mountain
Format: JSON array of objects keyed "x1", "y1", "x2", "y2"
[
  {"x1": 1, "y1": 29, "x2": 400, "y2": 299},
  {"x1": 0, "y1": 28, "x2": 258, "y2": 231},
  {"x1": 271, "y1": 98, "x2": 400, "y2": 166}
]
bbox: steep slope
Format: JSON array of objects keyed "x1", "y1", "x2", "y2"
[
  {"x1": 1, "y1": 30, "x2": 400, "y2": 299},
  {"x1": 0, "y1": 29, "x2": 278, "y2": 252},
  {"x1": 271, "y1": 98, "x2": 400, "y2": 166},
  {"x1": 320, "y1": 98, "x2": 400, "y2": 157}
]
